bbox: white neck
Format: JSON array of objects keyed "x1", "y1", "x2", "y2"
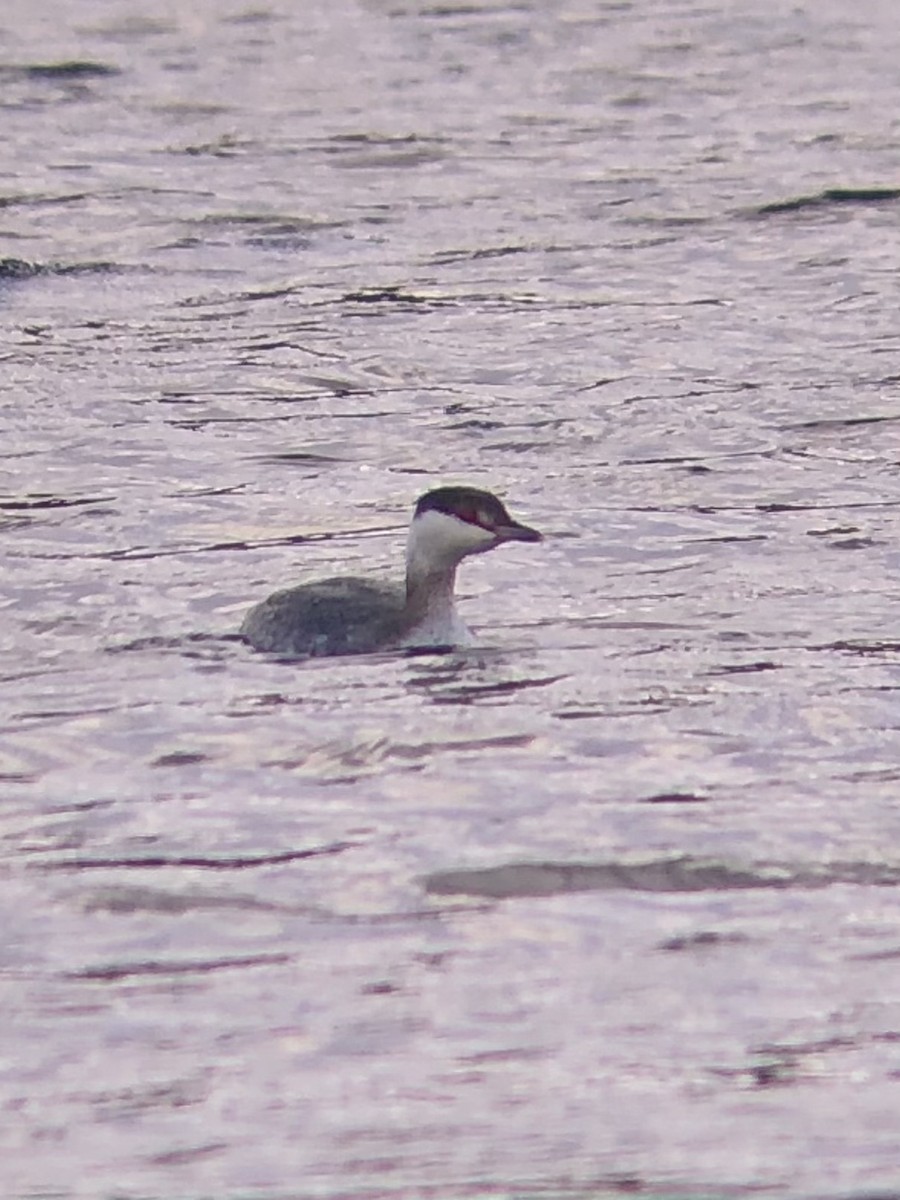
[
  {"x1": 405, "y1": 515, "x2": 460, "y2": 618},
  {"x1": 399, "y1": 510, "x2": 485, "y2": 646}
]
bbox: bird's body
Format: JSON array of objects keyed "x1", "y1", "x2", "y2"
[
  {"x1": 240, "y1": 486, "x2": 541, "y2": 659},
  {"x1": 240, "y1": 577, "x2": 408, "y2": 658}
]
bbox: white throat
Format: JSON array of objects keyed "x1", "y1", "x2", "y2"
[
  {"x1": 399, "y1": 509, "x2": 492, "y2": 647},
  {"x1": 405, "y1": 509, "x2": 494, "y2": 583}
]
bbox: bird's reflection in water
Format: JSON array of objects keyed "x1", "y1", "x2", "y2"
[{"x1": 401, "y1": 645, "x2": 566, "y2": 706}]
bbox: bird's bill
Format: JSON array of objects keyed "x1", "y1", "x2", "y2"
[{"x1": 494, "y1": 520, "x2": 543, "y2": 543}]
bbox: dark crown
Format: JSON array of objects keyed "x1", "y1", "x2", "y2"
[{"x1": 414, "y1": 486, "x2": 512, "y2": 526}]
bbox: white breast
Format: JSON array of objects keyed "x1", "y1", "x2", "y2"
[{"x1": 395, "y1": 608, "x2": 475, "y2": 649}]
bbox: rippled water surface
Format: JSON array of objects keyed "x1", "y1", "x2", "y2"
[{"x1": 3, "y1": 0, "x2": 900, "y2": 1197}]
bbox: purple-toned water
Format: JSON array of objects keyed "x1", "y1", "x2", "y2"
[{"x1": 2, "y1": 1, "x2": 899, "y2": 1196}]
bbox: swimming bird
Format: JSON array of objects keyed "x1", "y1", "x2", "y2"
[{"x1": 240, "y1": 485, "x2": 542, "y2": 658}]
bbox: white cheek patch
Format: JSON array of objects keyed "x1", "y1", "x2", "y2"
[{"x1": 407, "y1": 509, "x2": 495, "y2": 570}]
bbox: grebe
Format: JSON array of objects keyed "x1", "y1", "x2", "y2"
[{"x1": 240, "y1": 486, "x2": 542, "y2": 658}]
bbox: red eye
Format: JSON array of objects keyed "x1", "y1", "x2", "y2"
[{"x1": 462, "y1": 506, "x2": 495, "y2": 530}]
